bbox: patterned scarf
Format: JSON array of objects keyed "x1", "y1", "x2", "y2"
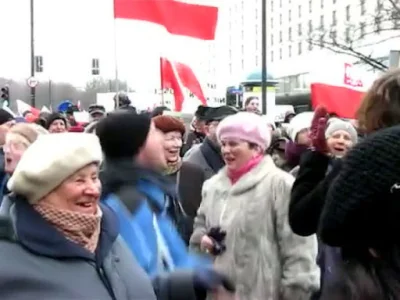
[
  {"x1": 163, "y1": 158, "x2": 182, "y2": 175},
  {"x1": 33, "y1": 203, "x2": 102, "y2": 253}
]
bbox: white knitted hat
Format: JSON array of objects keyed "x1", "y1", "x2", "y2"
[
  {"x1": 8, "y1": 133, "x2": 103, "y2": 204},
  {"x1": 287, "y1": 112, "x2": 314, "y2": 142}
]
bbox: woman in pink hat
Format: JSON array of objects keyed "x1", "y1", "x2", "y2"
[{"x1": 190, "y1": 112, "x2": 320, "y2": 300}]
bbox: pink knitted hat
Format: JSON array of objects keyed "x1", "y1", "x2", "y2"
[{"x1": 216, "y1": 112, "x2": 271, "y2": 151}]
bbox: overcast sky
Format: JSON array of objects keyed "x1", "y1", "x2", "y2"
[{"x1": 0, "y1": 0, "x2": 215, "y2": 89}]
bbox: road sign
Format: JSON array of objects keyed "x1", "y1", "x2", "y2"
[{"x1": 27, "y1": 77, "x2": 39, "y2": 88}]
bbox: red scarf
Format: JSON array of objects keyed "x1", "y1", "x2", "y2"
[{"x1": 227, "y1": 155, "x2": 264, "y2": 184}]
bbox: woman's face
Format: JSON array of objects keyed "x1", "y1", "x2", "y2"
[
  {"x1": 296, "y1": 128, "x2": 311, "y2": 146},
  {"x1": 42, "y1": 163, "x2": 101, "y2": 215},
  {"x1": 3, "y1": 138, "x2": 27, "y2": 174},
  {"x1": 49, "y1": 119, "x2": 67, "y2": 133},
  {"x1": 246, "y1": 99, "x2": 259, "y2": 112},
  {"x1": 221, "y1": 139, "x2": 260, "y2": 170},
  {"x1": 327, "y1": 130, "x2": 353, "y2": 157},
  {"x1": 163, "y1": 131, "x2": 182, "y2": 163}
]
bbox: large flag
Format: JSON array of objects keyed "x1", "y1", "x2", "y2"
[
  {"x1": 160, "y1": 57, "x2": 207, "y2": 111},
  {"x1": 16, "y1": 100, "x2": 40, "y2": 116},
  {"x1": 310, "y1": 62, "x2": 375, "y2": 118},
  {"x1": 114, "y1": 0, "x2": 218, "y2": 40}
]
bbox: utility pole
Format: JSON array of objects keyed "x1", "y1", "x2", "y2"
[
  {"x1": 30, "y1": 0, "x2": 36, "y2": 107},
  {"x1": 261, "y1": 0, "x2": 267, "y2": 115}
]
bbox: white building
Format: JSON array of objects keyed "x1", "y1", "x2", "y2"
[{"x1": 218, "y1": 0, "x2": 399, "y2": 93}]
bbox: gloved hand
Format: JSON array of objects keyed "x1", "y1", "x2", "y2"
[
  {"x1": 193, "y1": 268, "x2": 235, "y2": 300},
  {"x1": 207, "y1": 227, "x2": 227, "y2": 256},
  {"x1": 310, "y1": 106, "x2": 329, "y2": 153}
]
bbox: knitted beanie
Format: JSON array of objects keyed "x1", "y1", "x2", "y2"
[
  {"x1": 96, "y1": 110, "x2": 151, "y2": 158},
  {"x1": 287, "y1": 112, "x2": 314, "y2": 142},
  {"x1": 45, "y1": 112, "x2": 67, "y2": 129},
  {"x1": 325, "y1": 118, "x2": 358, "y2": 144},
  {"x1": 153, "y1": 115, "x2": 185, "y2": 136},
  {"x1": 217, "y1": 112, "x2": 271, "y2": 151},
  {"x1": 320, "y1": 125, "x2": 400, "y2": 247},
  {"x1": 8, "y1": 133, "x2": 102, "y2": 204},
  {"x1": 7, "y1": 123, "x2": 48, "y2": 146}
]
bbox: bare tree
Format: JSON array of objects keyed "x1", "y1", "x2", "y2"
[{"x1": 308, "y1": 0, "x2": 400, "y2": 71}]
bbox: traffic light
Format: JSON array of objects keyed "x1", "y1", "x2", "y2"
[{"x1": 1, "y1": 86, "x2": 9, "y2": 102}]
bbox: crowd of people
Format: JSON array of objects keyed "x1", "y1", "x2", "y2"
[{"x1": 0, "y1": 69, "x2": 400, "y2": 299}]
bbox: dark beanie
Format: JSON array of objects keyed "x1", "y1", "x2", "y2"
[
  {"x1": 0, "y1": 109, "x2": 14, "y2": 125},
  {"x1": 319, "y1": 125, "x2": 400, "y2": 248},
  {"x1": 45, "y1": 113, "x2": 67, "y2": 129},
  {"x1": 96, "y1": 110, "x2": 151, "y2": 158}
]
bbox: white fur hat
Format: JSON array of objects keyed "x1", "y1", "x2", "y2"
[
  {"x1": 8, "y1": 133, "x2": 103, "y2": 204},
  {"x1": 287, "y1": 112, "x2": 314, "y2": 142}
]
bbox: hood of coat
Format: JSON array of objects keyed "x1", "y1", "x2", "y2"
[
  {"x1": 213, "y1": 155, "x2": 278, "y2": 195},
  {"x1": 0, "y1": 195, "x2": 119, "y2": 263}
]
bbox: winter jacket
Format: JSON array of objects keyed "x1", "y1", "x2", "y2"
[
  {"x1": 0, "y1": 195, "x2": 157, "y2": 300},
  {"x1": 183, "y1": 137, "x2": 225, "y2": 180},
  {"x1": 101, "y1": 159, "x2": 210, "y2": 278},
  {"x1": 190, "y1": 156, "x2": 320, "y2": 300}
]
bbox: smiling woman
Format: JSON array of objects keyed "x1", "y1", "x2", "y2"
[{"x1": 0, "y1": 133, "x2": 157, "y2": 300}]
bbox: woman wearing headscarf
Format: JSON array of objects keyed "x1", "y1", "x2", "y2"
[
  {"x1": 0, "y1": 133, "x2": 235, "y2": 300},
  {"x1": 190, "y1": 112, "x2": 319, "y2": 300}
]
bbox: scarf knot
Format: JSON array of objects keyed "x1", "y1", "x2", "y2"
[{"x1": 227, "y1": 155, "x2": 264, "y2": 184}]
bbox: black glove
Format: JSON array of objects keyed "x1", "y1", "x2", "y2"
[
  {"x1": 207, "y1": 227, "x2": 227, "y2": 256},
  {"x1": 193, "y1": 268, "x2": 235, "y2": 300}
]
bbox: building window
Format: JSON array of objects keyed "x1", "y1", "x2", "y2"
[
  {"x1": 280, "y1": 14, "x2": 282, "y2": 24},
  {"x1": 329, "y1": 29, "x2": 337, "y2": 40},
  {"x1": 345, "y1": 5, "x2": 350, "y2": 21},
  {"x1": 308, "y1": 20, "x2": 313, "y2": 33},
  {"x1": 298, "y1": 23, "x2": 302, "y2": 36},
  {"x1": 374, "y1": 16, "x2": 382, "y2": 32},
  {"x1": 271, "y1": 50, "x2": 274, "y2": 62},
  {"x1": 320, "y1": 0, "x2": 324, "y2": 9},
  {"x1": 289, "y1": 27, "x2": 292, "y2": 40},
  {"x1": 360, "y1": 22, "x2": 365, "y2": 38},
  {"x1": 91, "y1": 58, "x2": 99, "y2": 75},
  {"x1": 298, "y1": 42, "x2": 302, "y2": 55},
  {"x1": 35, "y1": 56, "x2": 44, "y2": 73},
  {"x1": 376, "y1": 0, "x2": 383, "y2": 12},
  {"x1": 279, "y1": 48, "x2": 282, "y2": 59},
  {"x1": 271, "y1": 18, "x2": 274, "y2": 29},
  {"x1": 288, "y1": 45, "x2": 292, "y2": 57},
  {"x1": 309, "y1": 0, "x2": 312, "y2": 13},
  {"x1": 332, "y1": 11, "x2": 337, "y2": 26},
  {"x1": 345, "y1": 27, "x2": 351, "y2": 43},
  {"x1": 360, "y1": 0, "x2": 366, "y2": 15},
  {"x1": 271, "y1": 34, "x2": 274, "y2": 45},
  {"x1": 289, "y1": 10, "x2": 292, "y2": 22},
  {"x1": 279, "y1": 31, "x2": 283, "y2": 42},
  {"x1": 298, "y1": 5, "x2": 302, "y2": 18}
]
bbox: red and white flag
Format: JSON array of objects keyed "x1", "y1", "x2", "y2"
[
  {"x1": 16, "y1": 100, "x2": 41, "y2": 116},
  {"x1": 113, "y1": 0, "x2": 218, "y2": 111},
  {"x1": 310, "y1": 62, "x2": 376, "y2": 118},
  {"x1": 160, "y1": 57, "x2": 207, "y2": 111},
  {"x1": 114, "y1": 0, "x2": 218, "y2": 40}
]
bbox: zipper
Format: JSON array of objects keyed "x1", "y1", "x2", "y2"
[{"x1": 96, "y1": 265, "x2": 117, "y2": 300}]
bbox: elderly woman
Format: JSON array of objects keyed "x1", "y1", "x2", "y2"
[
  {"x1": 0, "y1": 133, "x2": 235, "y2": 300},
  {"x1": 0, "y1": 123, "x2": 47, "y2": 201},
  {"x1": 190, "y1": 112, "x2": 319, "y2": 300},
  {"x1": 153, "y1": 115, "x2": 205, "y2": 221},
  {"x1": 45, "y1": 112, "x2": 68, "y2": 133}
]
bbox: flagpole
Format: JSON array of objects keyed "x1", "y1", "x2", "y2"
[
  {"x1": 160, "y1": 57, "x2": 165, "y2": 107},
  {"x1": 112, "y1": 1, "x2": 120, "y2": 108}
]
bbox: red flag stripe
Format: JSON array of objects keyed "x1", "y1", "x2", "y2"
[{"x1": 114, "y1": 0, "x2": 218, "y2": 40}]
